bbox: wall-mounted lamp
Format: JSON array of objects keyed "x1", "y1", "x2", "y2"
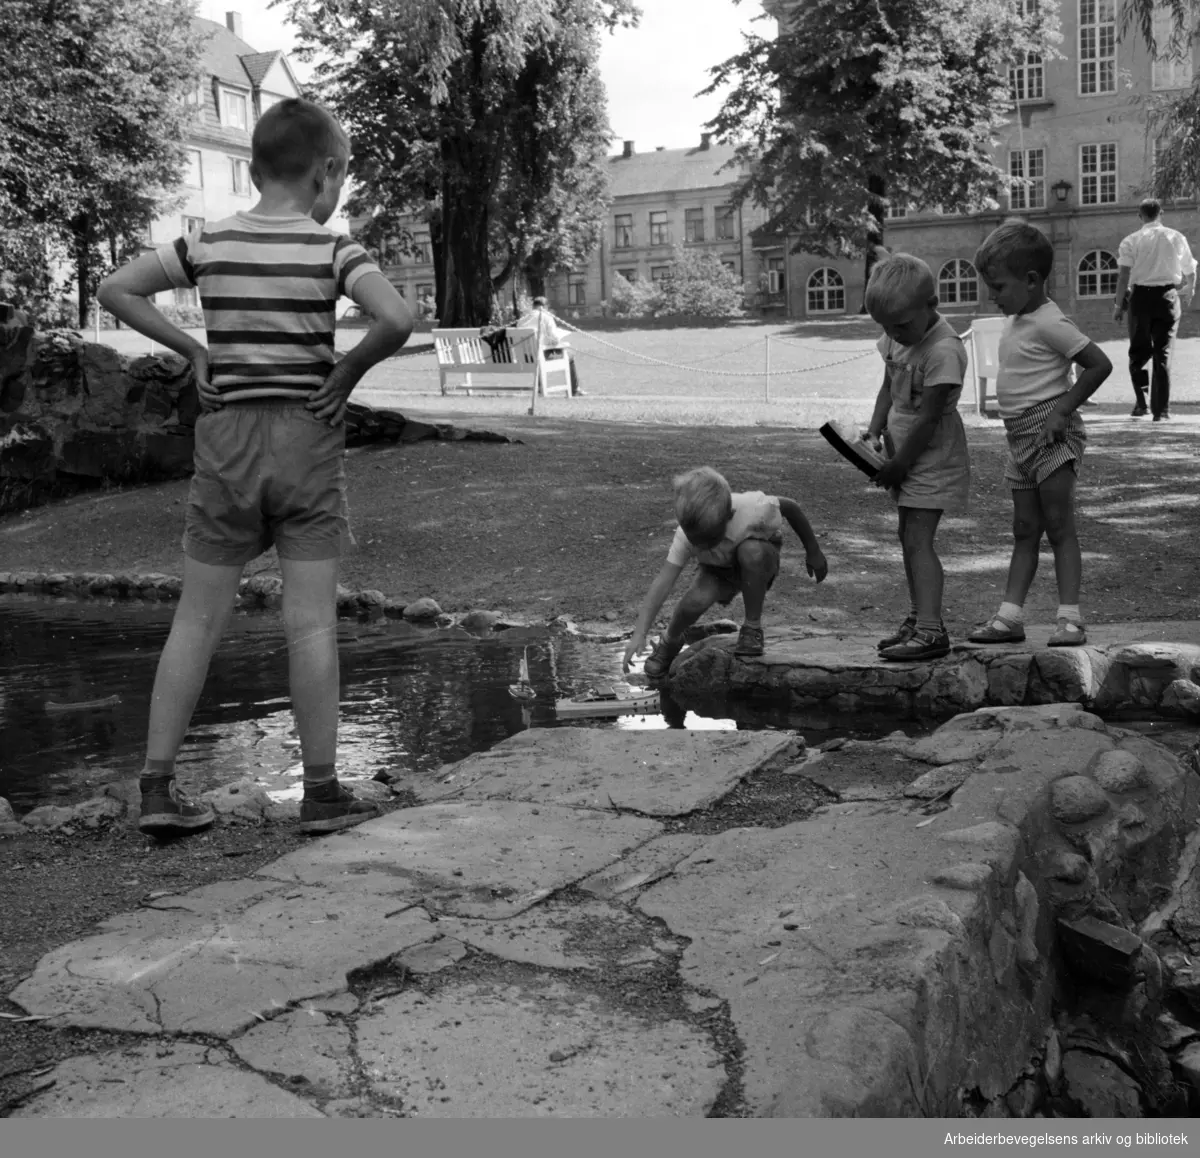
[{"x1": 1051, "y1": 179, "x2": 1073, "y2": 204}]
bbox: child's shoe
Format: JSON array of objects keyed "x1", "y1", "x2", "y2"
[
  {"x1": 643, "y1": 635, "x2": 685, "y2": 679},
  {"x1": 1048, "y1": 618, "x2": 1087, "y2": 647},
  {"x1": 735, "y1": 623, "x2": 765, "y2": 657},
  {"x1": 299, "y1": 782, "x2": 381, "y2": 835},
  {"x1": 877, "y1": 616, "x2": 916, "y2": 651},
  {"x1": 966, "y1": 616, "x2": 1026, "y2": 644},
  {"x1": 139, "y1": 777, "x2": 215, "y2": 835},
  {"x1": 880, "y1": 624, "x2": 951, "y2": 662}
]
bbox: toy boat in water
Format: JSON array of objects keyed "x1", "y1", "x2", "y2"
[
  {"x1": 508, "y1": 647, "x2": 537, "y2": 701},
  {"x1": 45, "y1": 693, "x2": 122, "y2": 713},
  {"x1": 555, "y1": 684, "x2": 660, "y2": 720}
]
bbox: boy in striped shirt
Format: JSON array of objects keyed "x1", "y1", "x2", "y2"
[{"x1": 98, "y1": 98, "x2": 413, "y2": 837}]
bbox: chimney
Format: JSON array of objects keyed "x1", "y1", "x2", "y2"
[
  {"x1": 226, "y1": 11, "x2": 243, "y2": 39},
  {"x1": 655, "y1": 146, "x2": 665, "y2": 151},
  {"x1": 622, "y1": 140, "x2": 635, "y2": 158},
  {"x1": 700, "y1": 132, "x2": 713, "y2": 150}
]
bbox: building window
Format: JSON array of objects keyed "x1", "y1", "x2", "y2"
[
  {"x1": 767, "y1": 256, "x2": 787, "y2": 298},
  {"x1": 649, "y1": 211, "x2": 669, "y2": 246},
  {"x1": 938, "y1": 259, "x2": 980, "y2": 305},
  {"x1": 1009, "y1": 148, "x2": 1046, "y2": 210},
  {"x1": 1153, "y1": 4, "x2": 1194, "y2": 90},
  {"x1": 616, "y1": 268, "x2": 637, "y2": 282},
  {"x1": 1010, "y1": 52, "x2": 1045, "y2": 101},
  {"x1": 1080, "y1": 142, "x2": 1117, "y2": 204},
  {"x1": 184, "y1": 149, "x2": 203, "y2": 188},
  {"x1": 1077, "y1": 249, "x2": 1119, "y2": 297},
  {"x1": 181, "y1": 215, "x2": 205, "y2": 237},
  {"x1": 221, "y1": 88, "x2": 249, "y2": 130},
  {"x1": 230, "y1": 157, "x2": 251, "y2": 195},
  {"x1": 614, "y1": 213, "x2": 633, "y2": 248},
  {"x1": 684, "y1": 208, "x2": 705, "y2": 243},
  {"x1": 806, "y1": 267, "x2": 843, "y2": 313},
  {"x1": 186, "y1": 81, "x2": 205, "y2": 107},
  {"x1": 174, "y1": 286, "x2": 199, "y2": 308},
  {"x1": 885, "y1": 202, "x2": 908, "y2": 219},
  {"x1": 650, "y1": 265, "x2": 671, "y2": 283},
  {"x1": 568, "y1": 272, "x2": 586, "y2": 306},
  {"x1": 1079, "y1": 0, "x2": 1117, "y2": 95},
  {"x1": 715, "y1": 205, "x2": 736, "y2": 240},
  {"x1": 414, "y1": 237, "x2": 432, "y2": 264}
]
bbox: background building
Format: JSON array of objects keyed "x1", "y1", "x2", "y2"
[
  {"x1": 147, "y1": 11, "x2": 351, "y2": 311},
  {"x1": 763, "y1": 0, "x2": 1199, "y2": 327}
]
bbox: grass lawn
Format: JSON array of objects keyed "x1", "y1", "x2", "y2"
[{"x1": 84, "y1": 313, "x2": 1200, "y2": 430}]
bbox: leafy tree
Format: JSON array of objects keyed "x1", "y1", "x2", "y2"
[
  {"x1": 605, "y1": 271, "x2": 658, "y2": 316},
  {"x1": 604, "y1": 249, "x2": 744, "y2": 318},
  {"x1": 0, "y1": 0, "x2": 204, "y2": 326},
  {"x1": 1135, "y1": 1, "x2": 1200, "y2": 198},
  {"x1": 705, "y1": 0, "x2": 1054, "y2": 296},
  {"x1": 283, "y1": 0, "x2": 637, "y2": 327}
]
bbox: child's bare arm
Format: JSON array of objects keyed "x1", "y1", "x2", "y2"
[
  {"x1": 97, "y1": 256, "x2": 216, "y2": 407},
  {"x1": 864, "y1": 373, "x2": 891, "y2": 442},
  {"x1": 873, "y1": 382, "x2": 955, "y2": 489},
  {"x1": 778, "y1": 498, "x2": 828, "y2": 582},
  {"x1": 97, "y1": 256, "x2": 204, "y2": 360},
  {"x1": 623, "y1": 561, "x2": 683, "y2": 670},
  {"x1": 307, "y1": 272, "x2": 415, "y2": 424},
  {"x1": 1037, "y1": 342, "x2": 1112, "y2": 446}
]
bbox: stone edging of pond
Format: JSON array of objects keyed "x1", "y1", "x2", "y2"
[
  {"x1": 0, "y1": 568, "x2": 634, "y2": 642},
  {"x1": 668, "y1": 627, "x2": 1200, "y2": 724}
]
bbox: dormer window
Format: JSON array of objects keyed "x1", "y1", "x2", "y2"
[{"x1": 221, "y1": 88, "x2": 249, "y2": 130}]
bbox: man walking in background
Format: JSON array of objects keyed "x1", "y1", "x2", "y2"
[{"x1": 1113, "y1": 198, "x2": 1195, "y2": 422}]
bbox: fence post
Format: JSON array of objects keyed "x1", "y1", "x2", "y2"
[{"x1": 764, "y1": 334, "x2": 771, "y2": 403}]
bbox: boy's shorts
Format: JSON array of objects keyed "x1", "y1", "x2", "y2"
[
  {"x1": 184, "y1": 400, "x2": 351, "y2": 567},
  {"x1": 1002, "y1": 395, "x2": 1086, "y2": 491},
  {"x1": 697, "y1": 536, "x2": 782, "y2": 605}
]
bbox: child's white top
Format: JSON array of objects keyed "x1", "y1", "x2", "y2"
[
  {"x1": 995, "y1": 301, "x2": 1090, "y2": 418},
  {"x1": 666, "y1": 491, "x2": 782, "y2": 569}
]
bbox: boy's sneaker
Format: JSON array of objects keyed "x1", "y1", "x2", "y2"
[
  {"x1": 879, "y1": 624, "x2": 951, "y2": 662},
  {"x1": 299, "y1": 783, "x2": 380, "y2": 835},
  {"x1": 735, "y1": 624, "x2": 765, "y2": 656},
  {"x1": 643, "y1": 635, "x2": 684, "y2": 679},
  {"x1": 877, "y1": 616, "x2": 916, "y2": 651},
  {"x1": 139, "y1": 778, "x2": 215, "y2": 835}
]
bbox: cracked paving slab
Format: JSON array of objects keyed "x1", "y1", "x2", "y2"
[
  {"x1": 7, "y1": 887, "x2": 436, "y2": 1037},
  {"x1": 355, "y1": 975, "x2": 725, "y2": 1116},
  {"x1": 398, "y1": 728, "x2": 803, "y2": 816},
  {"x1": 9, "y1": 1041, "x2": 325, "y2": 1118},
  {"x1": 9, "y1": 801, "x2": 661, "y2": 1034},
  {"x1": 254, "y1": 800, "x2": 662, "y2": 918}
]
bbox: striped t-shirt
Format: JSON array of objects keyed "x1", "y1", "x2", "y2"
[{"x1": 156, "y1": 211, "x2": 380, "y2": 401}]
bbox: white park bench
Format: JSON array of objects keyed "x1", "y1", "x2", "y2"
[{"x1": 433, "y1": 326, "x2": 572, "y2": 397}]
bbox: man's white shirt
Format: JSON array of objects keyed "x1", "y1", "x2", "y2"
[{"x1": 1117, "y1": 220, "x2": 1197, "y2": 287}]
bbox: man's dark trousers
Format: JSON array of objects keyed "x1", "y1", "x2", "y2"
[{"x1": 1128, "y1": 284, "x2": 1181, "y2": 417}]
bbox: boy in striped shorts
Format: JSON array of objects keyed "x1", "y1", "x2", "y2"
[
  {"x1": 968, "y1": 221, "x2": 1112, "y2": 648},
  {"x1": 97, "y1": 98, "x2": 413, "y2": 836}
]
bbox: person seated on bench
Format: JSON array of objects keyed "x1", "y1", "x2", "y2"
[{"x1": 516, "y1": 296, "x2": 584, "y2": 395}]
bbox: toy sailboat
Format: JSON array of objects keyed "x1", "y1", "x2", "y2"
[
  {"x1": 554, "y1": 683, "x2": 660, "y2": 720},
  {"x1": 508, "y1": 647, "x2": 537, "y2": 701}
]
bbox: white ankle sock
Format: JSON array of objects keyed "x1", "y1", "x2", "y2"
[
  {"x1": 997, "y1": 602, "x2": 1024, "y2": 624},
  {"x1": 1057, "y1": 604, "x2": 1082, "y2": 623}
]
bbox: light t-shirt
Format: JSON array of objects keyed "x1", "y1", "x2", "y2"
[
  {"x1": 666, "y1": 491, "x2": 783, "y2": 569},
  {"x1": 875, "y1": 314, "x2": 967, "y2": 416},
  {"x1": 995, "y1": 301, "x2": 1089, "y2": 418}
]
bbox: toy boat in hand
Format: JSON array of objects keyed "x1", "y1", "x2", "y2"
[
  {"x1": 819, "y1": 420, "x2": 894, "y2": 480},
  {"x1": 555, "y1": 683, "x2": 660, "y2": 720},
  {"x1": 508, "y1": 647, "x2": 537, "y2": 701}
]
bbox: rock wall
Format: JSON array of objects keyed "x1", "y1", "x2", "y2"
[{"x1": 0, "y1": 305, "x2": 198, "y2": 512}]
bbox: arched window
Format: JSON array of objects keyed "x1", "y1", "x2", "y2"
[
  {"x1": 938, "y1": 259, "x2": 980, "y2": 305},
  {"x1": 1077, "y1": 250, "x2": 1119, "y2": 298},
  {"x1": 807, "y1": 267, "x2": 845, "y2": 314}
]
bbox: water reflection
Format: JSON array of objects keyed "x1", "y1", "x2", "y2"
[{"x1": 0, "y1": 595, "x2": 734, "y2": 813}]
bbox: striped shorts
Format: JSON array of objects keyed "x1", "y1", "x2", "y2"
[{"x1": 1002, "y1": 395, "x2": 1086, "y2": 490}]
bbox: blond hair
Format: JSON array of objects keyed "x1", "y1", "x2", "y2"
[
  {"x1": 673, "y1": 467, "x2": 732, "y2": 544},
  {"x1": 864, "y1": 254, "x2": 936, "y2": 317}
]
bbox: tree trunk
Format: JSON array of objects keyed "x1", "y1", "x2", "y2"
[
  {"x1": 438, "y1": 171, "x2": 494, "y2": 327},
  {"x1": 74, "y1": 213, "x2": 91, "y2": 329},
  {"x1": 860, "y1": 175, "x2": 887, "y2": 313}
]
